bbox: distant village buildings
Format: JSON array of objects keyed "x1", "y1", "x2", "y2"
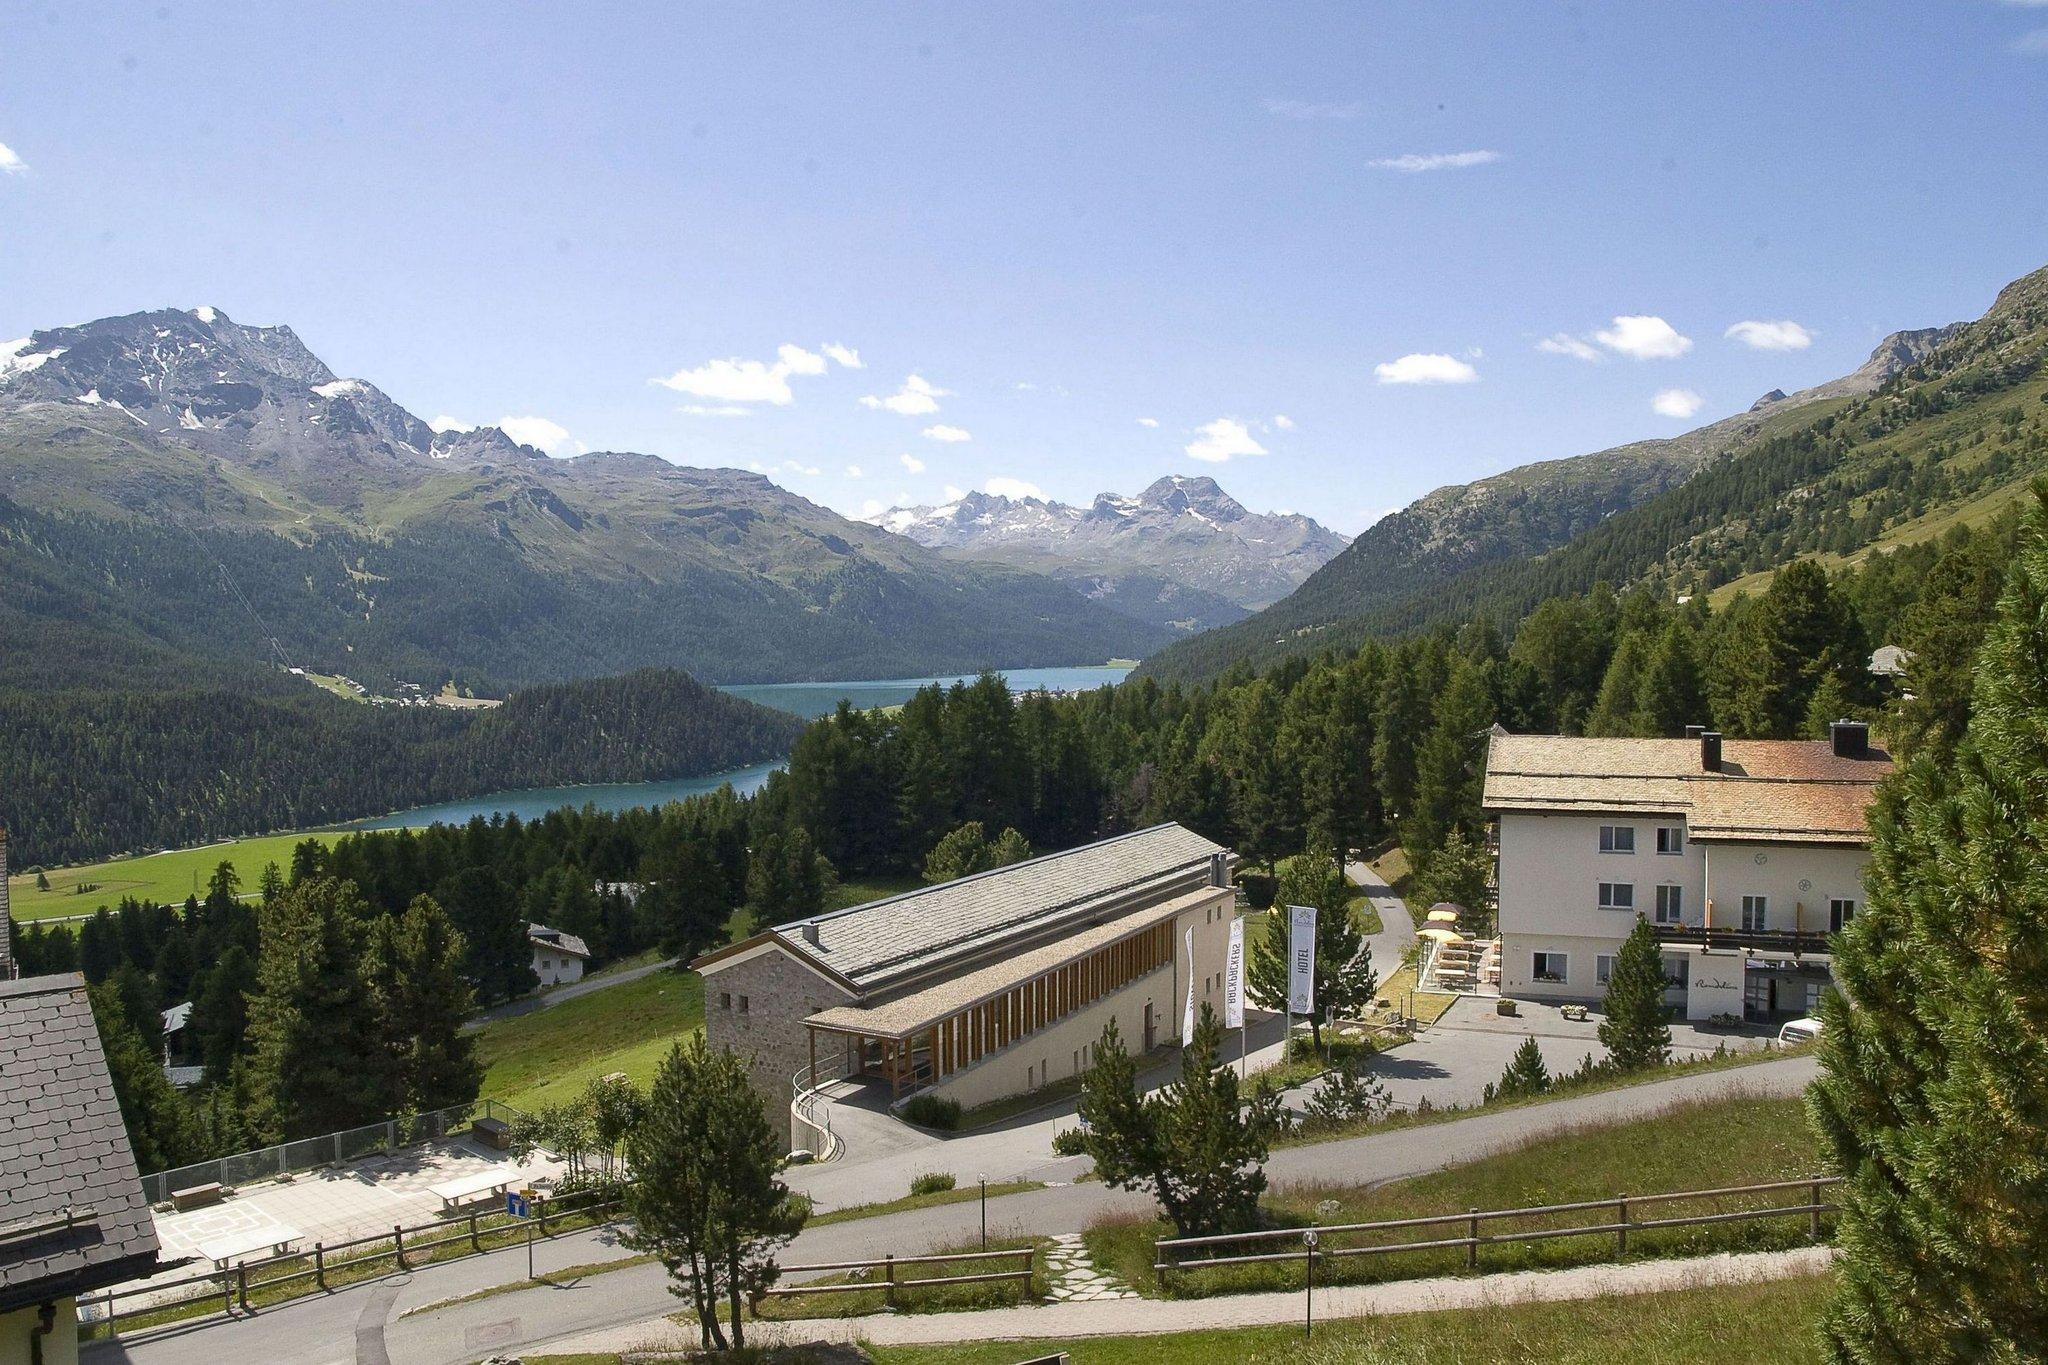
[
  {"x1": 1485, "y1": 722, "x2": 1891, "y2": 1023},
  {"x1": 527, "y1": 924, "x2": 591, "y2": 987},
  {"x1": 696, "y1": 824, "x2": 1238, "y2": 1148}
]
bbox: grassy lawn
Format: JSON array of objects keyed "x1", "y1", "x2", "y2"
[
  {"x1": 6, "y1": 830, "x2": 338, "y2": 921},
  {"x1": 810, "y1": 1180, "x2": 1044, "y2": 1227},
  {"x1": 476, "y1": 968, "x2": 704, "y2": 1111},
  {"x1": 1091, "y1": 1092, "x2": 1827, "y2": 1299},
  {"x1": 852, "y1": 1272, "x2": 1833, "y2": 1363}
]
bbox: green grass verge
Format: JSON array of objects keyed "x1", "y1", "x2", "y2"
[
  {"x1": 749, "y1": 1236, "x2": 1048, "y2": 1320},
  {"x1": 476, "y1": 968, "x2": 704, "y2": 1111},
  {"x1": 6, "y1": 831, "x2": 337, "y2": 922},
  {"x1": 1090, "y1": 1093, "x2": 1827, "y2": 1300},
  {"x1": 809, "y1": 1180, "x2": 1043, "y2": 1227},
  {"x1": 853, "y1": 1271, "x2": 1833, "y2": 1363}
]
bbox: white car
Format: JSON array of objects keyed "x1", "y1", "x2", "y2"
[{"x1": 1777, "y1": 1017, "x2": 1824, "y2": 1045}]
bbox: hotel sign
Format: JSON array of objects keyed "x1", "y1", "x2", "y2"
[
  {"x1": 1223, "y1": 917, "x2": 1246, "y2": 1029},
  {"x1": 1287, "y1": 904, "x2": 1317, "y2": 1016}
]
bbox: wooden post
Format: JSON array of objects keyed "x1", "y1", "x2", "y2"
[
  {"x1": 1467, "y1": 1209, "x2": 1480, "y2": 1269},
  {"x1": 222, "y1": 1271, "x2": 233, "y2": 1318},
  {"x1": 314, "y1": 1242, "x2": 326, "y2": 1291},
  {"x1": 884, "y1": 1253, "x2": 897, "y2": 1309},
  {"x1": 537, "y1": 1197, "x2": 550, "y2": 1237},
  {"x1": 237, "y1": 1262, "x2": 250, "y2": 1313},
  {"x1": 393, "y1": 1224, "x2": 406, "y2": 1271},
  {"x1": 1616, "y1": 1193, "x2": 1629, "y2": 1255},
  {"x1": 1810, "y1": 1178, "x2": 1824, "y2": 1240},
  {"x1": 469, "y1": 1208, "x2": 481, "y2": 1253}
]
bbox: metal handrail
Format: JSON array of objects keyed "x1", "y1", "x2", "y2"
[{"x1": 791, "y1": 1058, "x2": 844, "y2": 1161}]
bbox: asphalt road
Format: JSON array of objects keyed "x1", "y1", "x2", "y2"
[{"x1": 85, "y1": 1054, "x2": 1818, "y2": 1365}]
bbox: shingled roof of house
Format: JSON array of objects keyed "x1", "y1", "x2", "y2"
[
  {"x1": 0, "y1": 973, "x2": 163, "y2": 1313},
  {"x1": 697, "y1": 823, "x2": 1230, "y2": 996},
  {"x1": 1483, "y1": 733, "x2": 1891, "y2": 844}
]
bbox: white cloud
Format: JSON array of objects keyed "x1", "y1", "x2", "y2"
[
  {"x1": 844, "y1": 464, "x2": 864, "y2": 478},
  {"x1": 1594, "y1": 316, "x2": 1692, "y2": 360},
  {"x1": 1725, "y1": 319, "x2": 1815, "y2": 352},
  {"x1": 680, "y1": 404, "x2": 751, "y2": 417},
  {"x1": 822, "y1": 343, "x2": 864, "y2": 369},
  {"x1": 1536, "y1": 333, "x2": 1603, "y2": 362},
  {"x1": 2013, "y1": 26, "x2": 2048, "y2": 51},
  {"x1": 1185, "y1": 417, "x2": 1270, "y2": 463},
  {"x1": 942, "y1": 484, "x2": 965, "y2": 501},
  {"x1": 922, "y1": 424, "x2": 972, "y2": 443},
  {"x1": 1370, "y1": 150, "x2": 1501, "y2": 173},
  {"x1": 1652, "y1": 388, "x2": 1706, "y2": 419},
  {"x1": 860, "y1": 373, "x2": 949, "y2": 416},
  {"x1": 986, "y1": 477, "x2": 1044, "y2": 500},
  {"x1": 1273, "y1": 414, "x2": 1297, "y2": 431},
  {"x1": 899, "y1": 453, "x2": 926, "y2": 473},
  {"x1": 1374, "y1": 353, "x2": 1479, "y2": 385},
  {"x1": 428, "y1": 414, "x2": 474, "y2": 433},
  {"x1": 0, "y1": 142, "x2": 26, "y2": 175},
  {"x1": 498, "y1": 415, "x2": 580, "y2": 455},
  {"x1": 1136, "y1": 417, "x2": 1160, "y2": 428},
  {"x1": 1265, "y1": 98, "x2": 1363, "y2": 120},
  {"x1": 781, "y1": 460, "x2": 823, "y2": 477},
  {"x1": 652, "y1": 342, "x2": 830, "y2": 405},
  {"x1": 861, "y1": 498, "x2": 886, "y2": 518}
]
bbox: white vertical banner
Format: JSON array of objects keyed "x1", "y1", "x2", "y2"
[
  {"x1": 1223, "y1": 917, "x2": 1246, "y2": 1030},
  {"x1": 1287, "y1": 904, "x2": 1317, "y2": 1016},
  {"x1": 1181, "y1": 926, "x2": 1197, "y2": 1045}
]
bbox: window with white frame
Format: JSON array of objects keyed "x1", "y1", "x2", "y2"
[
  {"x1": 1598, "y1": 881, "x2": 1635, "y2": 911},
  {"x1": 1654, "y1": 884, "x2": 1683, "y2": 924},
  {"x1": 1533, "y1": 952, "x2": 1568, "y2": 983},
  {"x1": 1656, "y1": 825, "x2": 1684, "y2": 855},
  {"x1": 1598, "y1": 825, "x2": 1636, "y2": 854},
  {"x1": 1829, "y1": 898, "x2": 1856, "y2": 932},
  {"x1": 1596, "y1": 953, "x2": 1616, "y2": 985},
  {"x1": 1741, "y1": 895, "x2": 1768, "y2": 932}
]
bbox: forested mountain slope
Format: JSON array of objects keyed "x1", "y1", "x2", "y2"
[
  {"x1": 0, "y1": 308, "x2": 1167, "y2": 689},
  {"x1": 1135, "y1": 279, "x2": 2017, "y2": 683}
]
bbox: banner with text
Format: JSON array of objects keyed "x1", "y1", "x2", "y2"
[
  {"x1": 1287, "y1": 904, "x2": 1317, "y2": 1016},
  {"x1": 1181, "y1": 926, "x2": 1197, "y2": 1045},
  {"x1": 1223, "y1": 916, "x2": 1245, "y2": 1029}
]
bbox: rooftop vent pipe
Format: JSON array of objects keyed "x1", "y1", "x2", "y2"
[{"x1": 1830, "y1": 719, "x2": 1870, "y2": 758}]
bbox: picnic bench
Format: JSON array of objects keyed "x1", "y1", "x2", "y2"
[
  {"x1": 428, "y1": 1168, "x2": 522, "y2": 1212},
  {"x1": 171, "y1": 1183, "x2": 225, "y2": 1212},
  {"x1": 197, "y1": 1224, "x2": 303, "y2": 1269}
]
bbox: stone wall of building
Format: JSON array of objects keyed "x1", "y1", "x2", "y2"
[{"x1": 701, "y1": 945, "x2": 855, "y2": 1147}]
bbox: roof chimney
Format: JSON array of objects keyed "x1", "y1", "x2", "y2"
[
  {"x1": 1208, "y1": 851, "x2": 1231, "y2": 889},
  {"x1": 1684, "y1": 725, "x2": 1706, "y2": 739},
  {"x1": 800, "y1": 921, "x2": 820, "y2": 947},
  {"x1": 1700, "y1": 731, "x2": 1723, "y2": 773},
  {"x1": 1830, "y1": 719, "x2": 1870, "y2": 759}
]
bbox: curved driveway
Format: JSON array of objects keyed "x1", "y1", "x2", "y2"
[{"x1": 86, "y1": 1054, "x2": 1816, "y2": 1365}]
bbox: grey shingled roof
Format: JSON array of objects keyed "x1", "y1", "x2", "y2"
[
  {"x1": 0, "y1": 973, "x2": 163, "y2": 1311},
  {"x1": 772, "y1": 823, "x2": 1228, "y2": 992}
]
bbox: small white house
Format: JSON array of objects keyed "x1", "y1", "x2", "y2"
[
  {"x1": 527, "y1": 924, "x2": 591, "y2": 987},
  {"x1": 1485, "y1": 722, "x2": 1891, "y2": 1023}
]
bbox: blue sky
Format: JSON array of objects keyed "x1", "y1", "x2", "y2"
[{"x1": 3, "y1": 3, "x2": 2045, "y2": 533}]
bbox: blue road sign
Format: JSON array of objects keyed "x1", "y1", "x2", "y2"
[{"x1": 506, "y1": 1191, "x2": 530, "y2": 1219}]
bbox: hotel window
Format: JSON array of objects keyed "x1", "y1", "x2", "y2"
[
  {"x1": 737, "y1": 994, "x2": 750, "y2": 1014},
  {"x1": 1830, "y1": 898, "x2": 1857, "y2": 932},
  {"x1": 1656, "y1": 826, "x2": 1684, "y2": 855},
  {"x1": 1654, "y1": 884, "x2": 1683, "y2": 924},
  {"x1": 1598, "y1": 881, "x2": 1635, "y2": 911},
  {"x1": 1598, "y1": 825, "x2": 1635, "y2": 854},
  {"x1": 1596, "y1": 954, "x2": 1616, "y2": 986},
  {"x1": 1741, "y1": 896, "x2": 1768, "y2": 932},
  {"x1": 720, "y1": 991, "x2": 731, "y2": 1010},
  {"x1": 1533, "y1": 952, "x2": 1568, "y2": 984}
]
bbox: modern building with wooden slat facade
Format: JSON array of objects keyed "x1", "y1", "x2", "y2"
[{"x1": 694, "y1": 823, "x2": 1239, "y2": 1147}]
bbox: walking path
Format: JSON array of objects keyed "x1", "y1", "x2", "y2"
[
  {"x1": 1345, "y1": 856, "x2": 1417, "y2": 974},
  {"x1": 463, "y1": 955, "x2": 678, "y2": 1030},
  {"x1": 1042, "y1": 1232, "x2": 1140, "y2": 1303},
  {"x1": 88, "y1": 1054, "x2": 1817, "y2": 1365},
  {"x1": 553, "y1": 1245, "x2": 1837, "y2": 1353}
]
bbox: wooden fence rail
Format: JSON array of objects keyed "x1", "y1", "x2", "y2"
[
  {"x1": 88, "y1": 1188, "x2": 621, "y2": 1338},
  {"x1": 1154, "y1": 1175, "x2": 1841, "y2": 1283},
  {"x1": 756, "y1": 1246, "x2": 1035, "y2": 1311}
]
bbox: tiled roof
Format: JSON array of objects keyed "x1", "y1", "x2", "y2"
[
  {"x1": 527, "y1": 924, "x2": 591, "y2": 959},
  {"x1": 1483, "y1": 733, "x2": 1891, "y2": 844},
  {"x1": 757, "y1": 823, "x2": 1228, "y2": 993},
  {"x1": 0, "y1": 973, "x2": 162, "y2": 1311}
]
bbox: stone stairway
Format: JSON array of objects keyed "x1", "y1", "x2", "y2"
[{"x1": 1043, "y1": 1231, "x2": 1140, "y2": 1302}]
